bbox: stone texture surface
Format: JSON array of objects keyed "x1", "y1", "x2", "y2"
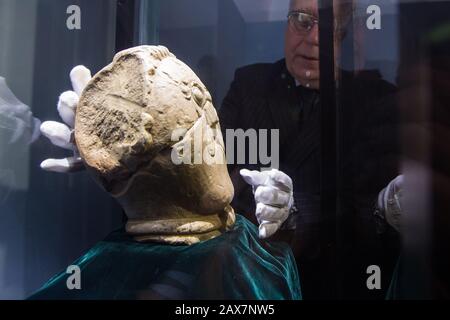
[{"x1": 75, "y1": 46, "x2": 235, "y2": 245}]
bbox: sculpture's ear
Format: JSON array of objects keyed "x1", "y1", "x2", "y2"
[
  {"x1": 75, "y1": 114, "x2": 155, "y2": 187},
  {"x1": 74, "y1": 48, "x2": 158, "y2": 192},
  {"x1": 73, "y1": 45, "x2": 180, "y2": 199},
  {"x1": 77, "y1": 110, "x2": 162, "y2": 199}
]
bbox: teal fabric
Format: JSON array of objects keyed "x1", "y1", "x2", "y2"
[{"x1": 29, "y1": 215, "x2": 301, "y2": 300}]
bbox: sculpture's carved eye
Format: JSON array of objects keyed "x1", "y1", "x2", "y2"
[{"x1": 192, "y1": 84, "x2": 205, "y2": 107}]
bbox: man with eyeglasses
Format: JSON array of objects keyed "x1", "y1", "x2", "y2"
[{"x1": 219, "y1": 0, "x2": 403, "y2": 299}]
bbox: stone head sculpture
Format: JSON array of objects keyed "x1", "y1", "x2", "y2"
[{"x1": 75, "y1": 46, "x2": 235, "y2": 245}]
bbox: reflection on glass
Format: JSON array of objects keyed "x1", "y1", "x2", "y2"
[{"x1": 0, "y1": 0, "x2": 448, "y2": 300}]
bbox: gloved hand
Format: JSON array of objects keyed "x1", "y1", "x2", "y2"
[
  {"x1": 40, "y1": 66, "x2": 92, "y2": 173},
  {"x1": 240, "y1": 168, "x2": 294, "y2": 239},
  {"x1": 377, "y1": 175, "x2": 404, "y2": 232}
]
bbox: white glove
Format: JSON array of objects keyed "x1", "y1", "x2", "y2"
[
  {"x1": 377, "y1": 175, "x2": 404, "y2": 232},
  {"x1": 40, "y1": 66, "x2": 92, "y2": 173},
  {"x1": 240, "y1": 168, "x2": 294, "y2": 239}
]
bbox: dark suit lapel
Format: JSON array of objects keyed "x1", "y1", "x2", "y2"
[
  {"x1": 287, "y1": 103, "x2": 320, "y2": 170},
  {"x1": 266, "y1": 61, "x2": 320, "y2": 171},
  {"x1": 265, "y1": 62, "x2": 298, "y2": 144}
]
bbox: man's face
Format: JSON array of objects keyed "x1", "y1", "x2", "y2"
[
  {"x1": 285, "y1": 0, "x2": 351, "y2": 90},
  {"x1": 285, "y1": 0, "x2": 320, "y2": 90}
]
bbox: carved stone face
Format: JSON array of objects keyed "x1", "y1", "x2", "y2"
[{"x1": 75, "y1": 46, "x2": 235, "y2": 245}]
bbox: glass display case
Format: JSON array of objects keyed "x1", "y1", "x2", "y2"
[{"x1": 0, "y1": 0, "x2": 449, "y2": 300}]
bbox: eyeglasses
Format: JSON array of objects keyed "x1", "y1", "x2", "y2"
[
  {"x1": 287, "y1": 10, "x2": 348, "y2": 39},
  {"x1": 287, "y1": 11, "x2": 319, "y2": 33}
]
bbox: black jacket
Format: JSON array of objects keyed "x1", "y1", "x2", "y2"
[{"x1": 218, "y1": 59, "x2": 401, "y2": 299}]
